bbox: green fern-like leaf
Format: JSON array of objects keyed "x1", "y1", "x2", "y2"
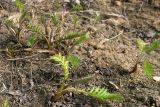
[
  {"x1": 136, "y1": 38, "x2": 146, "y2": 52},
  {"x1": 19, "y1": 11, "x2": 29, "y2": 24},
  {"x1": 86, "y1": 87, "x2": 123, "y2": 100},
  {"x1": 71, "y1": 4, "x2": 83, "y2": 11},
  {"x1": 70, "y1": 75, "x2": 94, "y2": 85},
  {"x1": 144, "y1": 40, "x2": 160, "y2": 53},
  {"x1": 27, "y1": 23, "x2": 41, "y2": 33},
  {"x1": 64, "y1": 32, "x2": 86, "y2": 40},
  {"x1": 67, "y1": 54, "x2": 80, "y2": 68},
  {"x1": 27, "y1": 34, "x2": 37, "y2": 47},
  {"x1": 15, "y1": 0, "x2": 24, "y2": 12},
  {"x1": 143, "y1": 59, "x2": 154, "y2": 77},
  {"x1": 73, "y1": 33, "x2": 89, "y2": 45},
  {"x1": 1, "y1": 97, "x2": 10, "y2": 107},
  {"x1": 50, "y1": 54, "x2": 69, "y2": 80},
  {"x1": 51, "y1": 13, "x2": 59, "y2": 26},
  {"x1": 65, "y1": 87, "x2": 123, "y2": 101}
]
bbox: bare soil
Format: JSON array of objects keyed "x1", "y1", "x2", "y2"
[{"x1": 0, "y1": 0, "x2": 160, "y2": 107}]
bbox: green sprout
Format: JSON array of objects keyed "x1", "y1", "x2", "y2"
[
  {"x1": 71, "y1": 15, "x2": 79, "y2": 30},
  {"x1": 136, "y1": 38, "x2": 160, "y2": 77},
  {"x1": 26, "y1": 23, "x2": 42, "y2": 47},
  {"x1": 15, "y1": 0, "x2": 24, "y2": 12},
  {"x1": 67, "y1": 54, "x2": 80, "y2": 68},
  {"x1": 50, "y1": 54, "x2": 123, "y2": 102},
  {"x1": 51, "y1": 13, "x2": 60, "y2": 27},
  {"x1": 27, "y1": 34, "x2": 37, "y2": 47},
  {"x1": 1, "y1": 97, "x2": 10, "y2": 107},
  {"x1": 71, "y1": 4, "x2": 83, "y2": 12},
  {"x1": 4, "y1": 0, "x2": 28, "y2": 44}
]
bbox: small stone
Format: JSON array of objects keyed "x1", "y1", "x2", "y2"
[
  {"x1": 153, "y1": 76, "x2": 160, "y2": 82},
  {"x1": 115, "y1": 1, "x2": 122, "y2": 6}
]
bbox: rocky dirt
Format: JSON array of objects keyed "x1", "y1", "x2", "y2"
[{"x1": 0, "y1": 0, "x2": 160, "y2": 107}]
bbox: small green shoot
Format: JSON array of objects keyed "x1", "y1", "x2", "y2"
[
  {"x1": 27, "y1": 23, "x2": 41, "y2": 33},
  {"x1": 86, "y1": 87, "x2": 123, "y2": 100},
  {"x1": 63, "y1": 32, "x2": 86, "y2": 40},
  {"x1": 27, "y1": 34, "x2": 37, "y2": 47},
  {"x1": 67, "y1": 54, "x2": 80, "y2": 68},
  {"x1": 136, "y1": 38, "x2": 160, "y2": 77},
  {"x1": 50, "y1": 54, "x2": 123, "y2": 102},
  {"x1": 136, "y1": 38, "x2": 146, "y2": 52},
  {"x1": 63, "y1": 32, "x2": 89, "y2": 45},
  {"x1": 71, "y1": 4, "x2": 83, "y2": 11},
  {"x1": 143, "y1": 40, "x2": 160, "y2": 53},
  {"x1": 73, "y1": 32, "x2": 89, "y2": 45},
  {"x1": 1, "y1": 97, "x2": 10, "y2": 107},
  {"x1": 51, "y1": 13, "x2": 60, "y2": 26},
  {"x1": 143, "y1": 59, "x2": 154, "y2": 77},
  {"x1": 71, "y1": 15, "x2": 79, "y2": 30},
  {"x1": 69, "y1": 75, "x2": 94, "y2": 85},
  {"x1": 50, "y1": 53, "x2": 69, "y2": 80},
  {"x1": 4, "y1": 0, "x2": 28, "y2": 44},
  {"x1": 15, "y1": 0, "x2": 24, "y2": 12}
]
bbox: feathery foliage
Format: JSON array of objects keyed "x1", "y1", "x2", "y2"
[
  {"x1": 1, "y1": 98, "x2": 10, "y2": 107},
  {"x1": 144, "y1": 40, "x2": 160, "y2": 53},
  {"x1": 136, "y1": 38, "x2": 146, "y2": 52},
  {"x1": 86, "y1": 87, "x2": 123, "y2": 100},
  {"x1": 27, "y1": 34, "x2": 37, "y2": 47},
  {"x1": 50, "y1": 53, "x2": 69, "y2": 80},
  {"x1": 50, "y1": 54, "x2": 123, "y2": 102},
  {"x1": 67, "y1": 54, "x2": 80, "y2": 68},
  {"x1": 51, "y1": 13, "x2": 60, "y2": 26},
  {"x1": 27, "y1": 23, "x2": 41, "y2": 33},
  {"x1": 143, "y1": 59, "x2": 153, "y2": 77},
  {"x1": 71, "y1": 4, "x2": 83, "y2": 11},
  {"x1": 15, "y1": 0, "x2": 24, "y2": 12},
  {"x1": 70, "y1": 75, "x2": 94, "y2": 85},
  {"x1": 136, "y1": 38, "x2": 160, "y2": 77}
]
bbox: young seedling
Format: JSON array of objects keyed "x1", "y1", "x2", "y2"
[
  {"x1": 94, "y1": 11, "x2": 101, "y2": 24},
  {"x1": 26, "y1": 23, "x2": 42, "y2": 47},
  {"x1": 4, "y1": 0, "x2": 29, "y2": 45},
  {"x1": 1, "y1": 97, "x2": 10, "y2": 107},
  {"x1": 26, "y1": 10, "x2": 89, "y2": 54},
  {"x1": 71, "y1": 15, "x2": 79, "y2": 31},
  {"x1": 136, "y1": 38, "x2": 160, "y2": 77},
  {"x1": 50, "y1": 53, "x2": 123, "y2": 102},
  {"x1": 71, "y1": 4, "x2": 83, "y2": 12},
  {"x1": 60, "y1": 31, "x2": 89, "y2": 54}
]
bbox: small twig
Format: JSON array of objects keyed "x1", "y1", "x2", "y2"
[
  {"x1": 107, "y1": 30, "x2": 123, "y2": 41},
  {"x1": 0, "y1": 83, "x2": 7, "y2": 92},
  {"x1": 10, "y1": 61, "x2": 14, "y2": 89},
  {"x1": 7, "y1": 53, "x2": 40, "y2": 61},
  {"x1": 30, "y1": 61, "x2": 34, "y2": 89},
  {"x1": 109, "y1": 81, "x2": 119, "y2": 90},
  {"x1": 100, "y1": 30, "x2": 123, "y2": 45},
  {"x1": 138, "y1": 1, "x2": 144, "y2": 12},
  {"x1": 0, "y1": 90, "x2": 23, "y2": 96}
]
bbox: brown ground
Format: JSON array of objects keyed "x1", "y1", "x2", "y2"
[{"x1": 0, "y1": 0, "x2": 160, "y2": 107}]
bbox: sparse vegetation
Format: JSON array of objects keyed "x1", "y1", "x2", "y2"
[
  {"x1": 0, "y1": 0, "x2": 160, "y2": 106},
  {"x1": 50, "y1": 53, "x2": 123, "y2": 102},
  {"x1": 1, "y1": 98, "x2": 10, "y2": 107},
  {"x1": 136, "y1": 38, "x2": 160, "y2": 77}
]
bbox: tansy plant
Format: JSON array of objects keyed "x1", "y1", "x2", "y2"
[
  {"x1": 50, "y1": 54, "x2": 123, "y2": 102},
  {"x1": 4, "y1": 0, "x2": 29, "y2": 44},
  {"x1": 1, "y1": 97, "x2": 10, "y2": 107},
  {"x1": 3, "y1": 0, "x2": 89, "y2": 55},
  {"x1": 27, "y1": 9, "x2": 89, "y2": 54},
  {"x1": 136, "y1": 38, "x2": 160, "y2": 77}
]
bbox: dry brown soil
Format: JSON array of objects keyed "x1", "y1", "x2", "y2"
[{"x1": 0, "y1": 0, "x2": 160, "y2": 107}]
